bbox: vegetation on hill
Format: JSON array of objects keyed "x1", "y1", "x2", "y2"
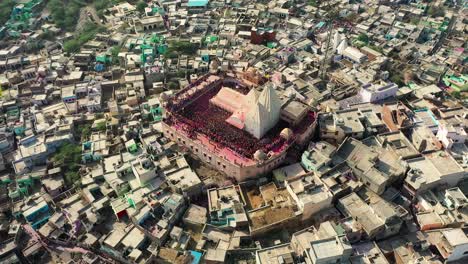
[
  {"x1": 47, "y1": 0, "x2": 149, "y2": 32},
  {"x1": 93, "y1": 0, "x2": 147, "y2": 16},
  {"x1": 0, "y1": 0, "x2": 15, "y2": 25},
  {"x1": 63, "y1": 22, "x2": 106, "y2": 54},
  {"x1": 48, "y1": 0, "x2": 85, "y2": 31}
]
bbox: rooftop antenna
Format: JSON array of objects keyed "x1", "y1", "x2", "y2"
[{"x1": 319, "y1": 1, "x2": 337, "y2": 80}]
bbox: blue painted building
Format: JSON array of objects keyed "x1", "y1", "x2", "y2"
[
  {"x1": 21, "y1": 197, "x2": 50, "y2": 229},
  {"x1": 187, "y1": 0, "x2": 209, "y2": 7}
]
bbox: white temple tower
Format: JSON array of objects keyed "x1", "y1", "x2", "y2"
[{"x1": 244, "y1": 84, "x2": 281, "y2": 139}]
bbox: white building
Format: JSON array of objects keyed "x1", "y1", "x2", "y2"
[
  {"x1": 285, "y1": 174, "x2": 333, "y2": 221},
  {"x1": 359, "y1": 82, "x2": 399, "y2": 103},
  {"x1": 341, "y1": 47, "x2": 367, "y2": 64},
  {"x1": 256, "y1": 243, "x2": 295, "y2": 264},
  {"x1": 306, "y1": 236, "x2": 352, "y2": 264},
  {"x1": 426, "y1": 228, "x2": 468, "y2": 263},
  {"x1": 436, "y1": 121, "x2": 467, "y2": 149},
  {"x1": 405, "y1": 152, "x2": 467, "y2": 195},
  {"x1": 441, "y1": 229, "x2": 468, "y2": 262},
  {"x1": 131, "y1": 155, "x2": 158, "y2": 185}
]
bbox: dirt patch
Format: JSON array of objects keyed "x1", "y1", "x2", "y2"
[
  {"x1": 249, "y1": 207, "x2": 295, "y2": 229},
  {"x1": 186, "y1": 154, "x2": 229, "y2": 187},
  {"x1": 246, "y1": 189, "x2": 264, "y2": 209}
]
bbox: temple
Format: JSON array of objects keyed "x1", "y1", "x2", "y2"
[
  {"x1": 161, "y1": 72, "x2": 316, "y2": 182},
  {"x1": 210, "y1": 83, "x2": 281, "y2": 139}
]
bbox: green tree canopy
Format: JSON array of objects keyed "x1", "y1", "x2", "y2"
[
  {"x1": 0, "y1": 0, "x2": 15, "y2": 25},
  {"x1": 168, "y1": 82, "x2": 178, "y2": 90},
  {"x1": 52, "y1": 142, "x2": 82, "y2": 186},
  {"x1": 428, "y1": 6, "x2": 445, "y2": 18},
  {"x1": 63, "y1": 39, "x2": 81, "y2": 54},
  {"x1": 48, "y1": 0, "x2": 84, "y2": 31},
  {"x1": 136, "y1": 1, "x2": 148, "y2": 13},
  {"x1": 63, "y1": 22, "x2": 105, "y2": 53},
  {"x1": 110, "y1": 45, "x2": 121, "y2": 64},
  {"x1": 357, "y1": 33, "x2": 369, "y2": 44},
  {"x1": 167, "y1": 41, "x2": 199, "y2": 56}
]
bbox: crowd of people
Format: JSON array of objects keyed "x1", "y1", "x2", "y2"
[{"x1": 170, "y1": 87, "x2": 288, "y2": 159}]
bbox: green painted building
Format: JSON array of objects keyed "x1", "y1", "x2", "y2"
[{"x1": 443, "y1": 73, "x2": 468, "y2": 92}]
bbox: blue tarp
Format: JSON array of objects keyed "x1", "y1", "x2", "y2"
[{"x1": 190, "y1": 251, "x2": 202, "y2": 264}]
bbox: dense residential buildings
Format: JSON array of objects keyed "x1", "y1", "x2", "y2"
[{"x1": 0, "y1": 0, "x2": 467, "y2": 263}]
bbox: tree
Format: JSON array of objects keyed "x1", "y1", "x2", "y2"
[
  {"x1": 390, "y1": 73, "x2": 404, "y2": 87},
  {"x1": 410, "y1": 17, "x2": 420, "y2": 25},
  {"x1": 76, "y1": 124, "x2": 92, "y2": 141},
  {"x1": 166, "y1": 52, "x2": 178, "y2": 59},
  {"x1": 167, "y1": 41, "x2": 198, "y2": 56},
  {"x1": 357, "y1": 33, "x2": 369, "y2": 44},
  {"x1": 428, "y1": 6, "x2": 445, "y2": 18},
  {"x1": 48, "y1": 0, "x2": 83, "y2": 31},
  {"x1": 64, "y1": 39, "x2": 81, "y2": 54},
  {"x1": 346, "y1": 13, "x2": 358, "y2": 22},
  {"x1": 52, "y1": 142, "x2": 82, "y2": 186},
  {"x1": 25, "y1": 41, "x2": 44, "y2": 53},
  {"x1": 168, "y1": 82, "x2": 178, "y2": 90},
  {"x1": 368, "y1": 44, "x2": 383, "y2": 53},
  {"x1": 93, "y1": 0, "x2": 115, "y2": 16},
  {"x1": 176, "y1": 70, "x2": 186, "y2": 78},
  {"x1": 63, "y1": 22, "x2": 106, "y2": 54},
  {"x1": 451, "y1": 91, "x2": 461, "y2": 99},
  {"x1": 39, "y1": 31, "x2": 55, "y2": 41},
  {"x1": 136, "y1": 1, "x2": 148, "y2": 13},
  {"x1": 64, "y1": 171, "x2": 80, "y2": 187},
  {"x1": 0, "y1": 0, "x2": 15, "y2": 25},
  {"x1": 52, "y1": 143, "x2": 82, "y2": 167},
  {"x1": 95, "y1": 122, "x2": 106, "y2": 131},
  {"x1": 308, "y1": 0, "x2": 318, "y2": 7},
  {"x1": 110, "y1": 45, "x2": 121, "y2": 65},
  {"x1": 94, "y1": 0, "x2": 110, "y2": 11}
]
